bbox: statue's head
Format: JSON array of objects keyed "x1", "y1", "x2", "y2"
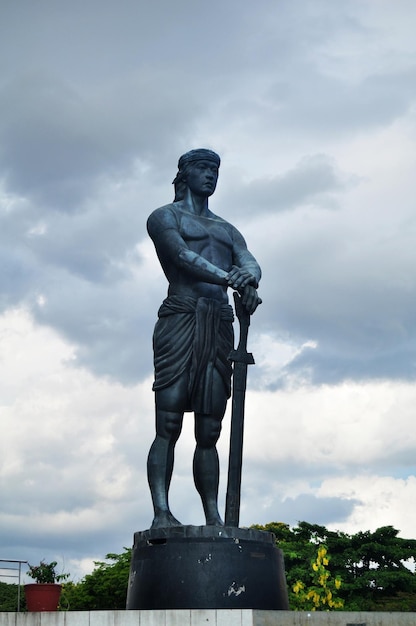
[{"x1": 173, "y1": 148, "x2": 221, "y2": 202}]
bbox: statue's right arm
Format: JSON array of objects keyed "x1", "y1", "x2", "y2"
[{"x1": 147, "y1": 207, "x2": 229, "y2": 285}]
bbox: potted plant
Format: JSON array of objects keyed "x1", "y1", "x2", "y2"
[{"x1": 24, "y1": 560, "x2": 69, "y2": 611}]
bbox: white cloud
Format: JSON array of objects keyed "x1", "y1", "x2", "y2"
[
  {"x1": 234, "y1": 380, "x2": 416, "y2": 530},
  {"x1": 320, "y1": 475, "x2": 416, "y2": 539},
  {"x1": 0, "y1": 308, "x2": 155, "y2": 577},
  {"x1": 243, "y1": 380, "x2": 416, "y2": 468}
]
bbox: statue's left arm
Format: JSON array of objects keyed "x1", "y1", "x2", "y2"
[
  {"x1": 229, "y1": 227, "x2": 261, "y2": 289},
  {"x1": 229, "y1": 226, "x2": 262, "y2": 314}
]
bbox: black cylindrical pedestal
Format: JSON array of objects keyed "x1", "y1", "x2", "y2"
[{"x1": 126, "y1": 525, "x2": 289, "y2": 610}]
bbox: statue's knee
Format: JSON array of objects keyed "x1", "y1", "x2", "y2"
[
  {"x1": 198, "y1": 420, "x2": 222, "y2": 447},
  {"x1": 165, "y1": 415, "x2": 182, "y2": 437},
  {"x1": 156, "y1": 408, "x2": 183, "y2": 439},
  {"x1": 212, "y1": 421, "x2": 222, "y2": 441}
]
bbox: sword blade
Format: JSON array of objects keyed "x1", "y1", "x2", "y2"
[{"x1": 224, "y1": 292, "x2": 255, "y2": 527}]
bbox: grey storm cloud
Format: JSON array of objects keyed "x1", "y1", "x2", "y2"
[
  {"x1": 32, "y1": 270, "x2": 158, "y2": 383},
  {"x1": 276, "y1": 494, "x2": 359, "y2": 528},
  {"x1": 280, "y1": 343, "x2": 416, "y2": 387},
  {"x1": 0, "y1": 246, "x2": 38, "y2": 309},
  {"x1": 220, "y1": 154, "x2": 358, "y2": 218},
  {"x1": 266, "y1": 66, "x2": 416, "y2": 136},
  {"x1": 0, "y1": 69, "x2": 203, "y2": 209}
]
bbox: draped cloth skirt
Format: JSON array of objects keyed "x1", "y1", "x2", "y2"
[{"x1": 152, "y1": 295, "x2": 234, "y2": 414}]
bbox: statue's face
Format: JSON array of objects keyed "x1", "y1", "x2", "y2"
[{"x1": 185, "y1": 160, "x2": 219, "y2": 197}]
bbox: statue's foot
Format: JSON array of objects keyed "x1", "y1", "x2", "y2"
[
  {"x1": 205, "y1": 514, "x2": 224, "y2": 527},
  {"x1": 151, "y1": 511, "x2": 183, "y2": 529}
]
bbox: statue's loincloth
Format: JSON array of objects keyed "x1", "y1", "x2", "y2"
[{"x1": 152, "y1": 295, "x2": 234, "y2": 414}]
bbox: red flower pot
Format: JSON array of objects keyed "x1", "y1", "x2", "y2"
[{"x1": 24, "y1": 583, "x2": 62, "y2": 611}]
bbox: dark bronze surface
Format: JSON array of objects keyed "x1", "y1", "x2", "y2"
[
  {"x1": 146, "y1": 148, "x2": 262, "y2": 529},
  {"x1": 225, "y1": 291, "x2": 256, "y2": 527},
  {"x1": 127, "y1": 526, "x2": 289, "y2": 610}
]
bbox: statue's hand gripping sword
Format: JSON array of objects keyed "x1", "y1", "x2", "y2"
[{"x1": 225, "y1": 291, "x2": 256, "y2": 527}]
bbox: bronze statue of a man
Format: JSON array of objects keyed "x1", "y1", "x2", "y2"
[{"x1": 147, "y1": 148, "x2": 261, "y2": 528}]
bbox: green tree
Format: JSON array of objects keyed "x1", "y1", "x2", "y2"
[
  {"x1": 252, "y1": 521, "x2": 416, "y2": 611},
  {"x1": 62, "y1": 549, "x2": 131, "y2": 610},
  {"x1": 0, "y1": 582, "x2": 26, "y2": 612},
  {"x1": 292, "y1": 544, "x2": 343, "y2": 610},
  {"x1": 339, "y1": 525, "x2": 416, "y2": 610}
]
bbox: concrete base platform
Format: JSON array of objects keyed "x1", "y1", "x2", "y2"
[
  {"x1": 1, "y1": 611, "x2": 416, "y2": 626},
  {"x1": 126, "y1": 525, "x2": 289, "y2": 610}
]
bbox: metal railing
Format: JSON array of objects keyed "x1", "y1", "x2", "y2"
[{"x1": 0, "y1": 559, "x2": 28, "y2": 612}]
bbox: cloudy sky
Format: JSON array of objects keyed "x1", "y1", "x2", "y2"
[{"x1": 1, "y1": 0, "x2": 416, "y2": 582}]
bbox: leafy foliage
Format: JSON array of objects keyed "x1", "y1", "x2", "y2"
[
  {"x1": 27, "y1": 560, "x2": 69, "y2": 584},
  {"x1": 292, "y1": 545, "x2": 343, "y2": 610},
  {"x1": 252, "y1": 521, "x2": 416, "y2": 611},
  {"x1": 61, "y1": 549, "x2": 131, "y2": 610},
  {"x1": 0, "y1": 582, "x2": 26, "y2": 611}
]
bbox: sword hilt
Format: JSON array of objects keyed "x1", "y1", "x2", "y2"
[{"x1": 229, "y1": 292, "x2": 255, "y2": 365}]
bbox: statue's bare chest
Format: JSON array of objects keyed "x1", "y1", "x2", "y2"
[{"x1": 177, "y1": 213, "x2": 233, "y2": 252}]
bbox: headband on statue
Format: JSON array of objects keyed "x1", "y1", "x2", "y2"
[{"x1": 177, "y1": 148, "x2": 220, "y2": 170}]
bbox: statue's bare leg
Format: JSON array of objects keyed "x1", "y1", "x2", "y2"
[
  {"x1": 193, "y1": 429, "x2": 223, "y2": 526},
  {"x1": 147, "y1": 405, "x2": 184, "y2": 529},
  {"x1": 193, "y1": 372, "x2": 227, "y2": 526}
]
